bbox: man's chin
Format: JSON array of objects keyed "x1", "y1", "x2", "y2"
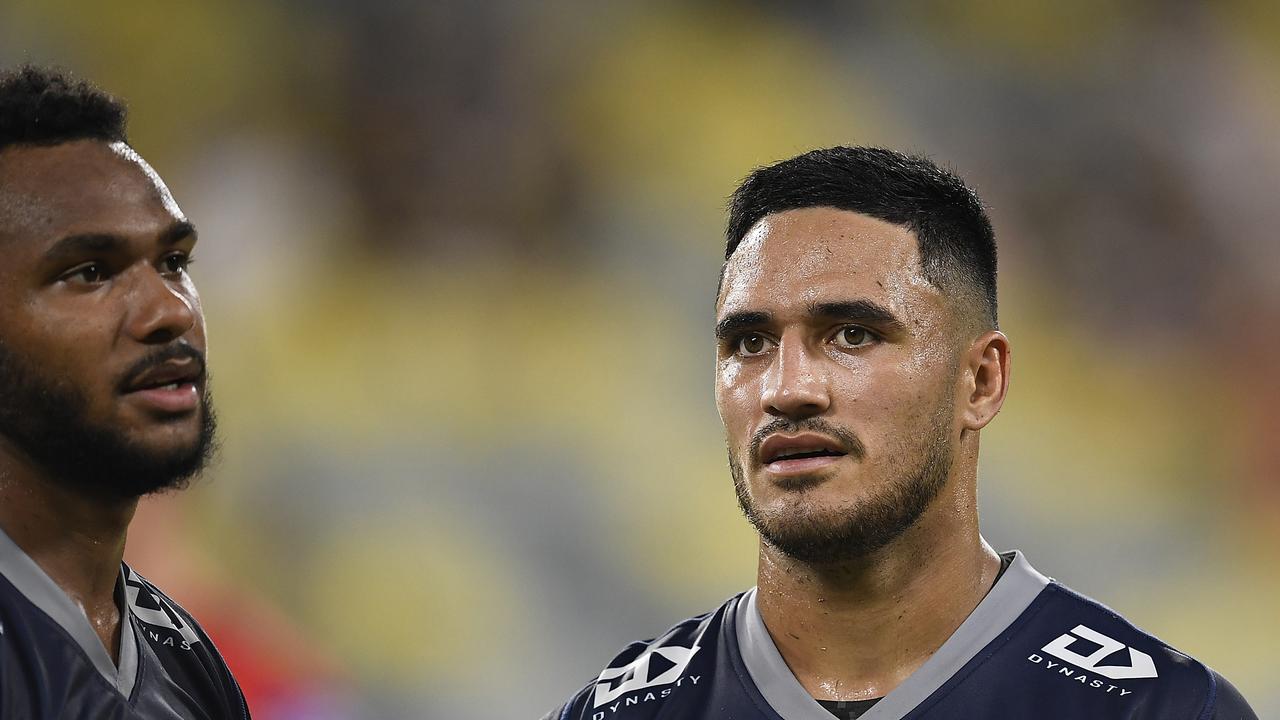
[
  {"x1": 763, "y1": 471, "x2": 831, "y2": 493},
  {"x1": 756, "y1": 503, "x2": 855, "y2": 538},
  {"x1": 739, "y1": 481, "x2": 927, "y2": 565},
  {"x1": 755, "y1": 515, "x2": 896, "y2": 566},
  {"x1": 89, "y1": 443, "x2": 213, "y2": 499},
  {"x1": 123, "y1": 425, "x2": 207, "y2": 456},
  {"x1": 55, "y1": 405, "x2": 218, "y2": 500},
  {"x1": 751, "y1": 474, "x2": 871, "y2": 512}
]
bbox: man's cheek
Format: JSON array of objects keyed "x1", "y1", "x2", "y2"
[
  {"x1": 715, "y1": 379, "x2": 753, "y2": 421},
  {"x1": 716, "y1": 361, "x2": 744, "y2": 395}
]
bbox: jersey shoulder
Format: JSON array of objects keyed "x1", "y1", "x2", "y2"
[
  {"x1": 955, "y1": 579, "x2": 1255, "y2": 719},
  {"x1": 124, "y1": 564, "x2": 251, "y2": 719},
  {"x1": 547, "y1": 595, "x2": 741, "y2": 720}
]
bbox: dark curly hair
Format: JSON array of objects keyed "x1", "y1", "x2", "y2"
[{"x1": 0, "y1": 65, "x2": 127, "y2": 151}]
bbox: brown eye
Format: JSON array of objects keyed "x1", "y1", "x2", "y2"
[
  {"x1": 63, "y1": 262, "x2": 109, "y2": 284},
  {"x1": 162, "y1": 252, "x2": 192, "y2": 275},
  {"x1": 737, "y1": 333, "x2": 772, "y2": 356},
  {"x1": 833, "y1": 326, "x2": 873, "y2": 348}
]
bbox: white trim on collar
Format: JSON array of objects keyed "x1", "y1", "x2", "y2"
[
  {"x1": 734, "y1": 550, "x2": 1050, "y2": 720},
  {"x1": 0, "y1": 526, "x2": 139, "y2": 699}
]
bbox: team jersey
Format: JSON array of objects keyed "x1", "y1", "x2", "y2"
[
  {"x1": 547, "y1": 551, "x2": 1257, "y2": 720},
  {"x1": 0, "y1": 528, "x2": 250, "y2": 719}
]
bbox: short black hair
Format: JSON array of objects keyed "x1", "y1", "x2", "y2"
[
  {"x1": 0, "y1": 65, "x2": 127, "y2": 152},
  {"x1": 724, "y1": 146, "x2": 998, "y2": 329}
]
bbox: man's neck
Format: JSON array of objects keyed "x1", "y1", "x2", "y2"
[
  {"x1": 0, "y1": 454, "x2": 137, "y2": 664},
  {"x1": 754, "y1": 484, "x2": 999, "y2": 702}
]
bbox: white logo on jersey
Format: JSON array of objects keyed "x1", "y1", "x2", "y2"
[
  {"x1": 592, "y1": 618, "x2": 712, "y2": 709},
  {"x1": 1041, "y1": 624, "x2": 1157, "y2": 680},
  {"x1": 592, "y1": 645, "x2": 699, "y2": 708},
  {"x1": 124, "y1": 571, "x2": 202, "y2": 649}
]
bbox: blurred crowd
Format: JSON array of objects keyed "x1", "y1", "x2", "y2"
[{"x1": 2, "y1": 1, "x2": 1276, "y2": 717}]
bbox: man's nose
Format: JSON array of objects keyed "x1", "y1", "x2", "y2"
[
  {"x1": 122, "y1": 265, "x2": 197, "y2": 344},
  {"x1": 760, "y1": 336, "x2": 831, "y2": 419}
]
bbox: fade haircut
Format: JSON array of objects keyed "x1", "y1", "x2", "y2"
[
  {"x1": 0, "y1": 65, "x2": 127, "y2": 152},
  {"x1": 724, "y1": 146, "x2": 998, "y2": 330}
]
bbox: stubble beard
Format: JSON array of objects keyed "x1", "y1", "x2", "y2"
[
  {"x1": 0, "y1": 340, "x2": 218, "y2": 501},
  {"x1": 730, "y1": 405, "x2": 954, "y2": 566}
]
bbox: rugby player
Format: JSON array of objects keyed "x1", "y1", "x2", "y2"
[
  {"x1": 0, "y1": 65, "x2": 248, "y2": 717},
  {"x1": 546, "y1": 147, "x2": 1256, "y2": 719}
]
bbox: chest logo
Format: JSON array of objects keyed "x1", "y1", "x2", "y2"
[
  {"x1": 124, "y1": 572, "x2": 202, "y2": 650},
  {"x1": 592, "y1": 617, "x2": 714, "y2": 710},
  {"x1": 1040, "y1": 624, "x2": 1157, "y2": 680},
  {"x1": 592, "y1": 644, "x2": 700, "y2": 708}
]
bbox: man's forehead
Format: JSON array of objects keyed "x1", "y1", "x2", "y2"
[
  {"x1": 0, "y1": 140, "x2": 184, "y2": 240},
  {"x1": 718, "y1": 207, "x2": 931, "y2": 314}
]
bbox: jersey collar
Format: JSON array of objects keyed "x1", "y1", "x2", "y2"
[
  {"x1": 734, "y1": 549, "x2": 1050, "y2": 720},
  {"x1": 0, "y1": 525, "x2": 140, "y2": 699}
]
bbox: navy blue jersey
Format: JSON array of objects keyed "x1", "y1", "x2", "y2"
[
  {"x1": 548, "y1": 552, "x2": 1256, "y2": 720},
  {"x1": 0, "y1": 528, "x2": 249, "y2": 719}
]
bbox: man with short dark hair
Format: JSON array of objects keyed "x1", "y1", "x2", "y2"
[
  {"x1": 547, "y1": 147, "x2": 1256, "y2": 719},
  {"x1": 0, "y1": 65, "x2": 249, "y2": 718}
]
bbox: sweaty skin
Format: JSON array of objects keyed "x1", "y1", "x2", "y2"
[
  {"x1": 0, "y1": 140, "x2": 204, "y2": 663},
  {"x1": 715, "y1": 207, "x2": 1010, "y2": 700}
]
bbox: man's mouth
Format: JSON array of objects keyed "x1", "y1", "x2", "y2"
[
  {"x1": 124, "y1": 383, "x2": 200, "y2": 415},
  {"x1": 121, "y1": 360, "x2": 203, "y2": 415},
  {"x1": 759, "y1": 433, "x2": 848, "y2": 475},
  {"x1": 768, "y1": 448, "x2": 845, "y2": 461},
  {"x1": 136, "y1": 381, "x2": 186, "y2": 391}
]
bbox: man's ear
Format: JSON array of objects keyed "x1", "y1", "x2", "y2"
[{"x1": 961, "y1": 330, "x2": 1010, "y2": 432}]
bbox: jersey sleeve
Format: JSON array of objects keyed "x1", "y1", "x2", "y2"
[
  {"x1": 190, "y1": 619, "x2": 252, "y2": 720},
  {"x1": 125, "y1": 566, "x2": 251, "y2": 719},
  {"x1": 1209, "y1": 670, "x2": 1258, "y2": 720},
  {"x1": 164, "y1": 592, "x2": 252, "y2": 720}
]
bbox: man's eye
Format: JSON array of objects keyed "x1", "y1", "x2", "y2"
[
  {"x1": 737, "y1": 333, "x2": 774, "y2": 356},
  {"x1": 832, "y1": 326, "x2": 875, "y2": 348},
  {"x1": 65, "y1": 263, "x2": 108, "y2": 283},
  {"x1": 162, "y1": 252, "x2": 192, "y2": 275}
]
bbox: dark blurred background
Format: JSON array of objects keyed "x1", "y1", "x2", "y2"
[{"x1": 3, "y1": 1, "x2": 1276, "y2": 717}]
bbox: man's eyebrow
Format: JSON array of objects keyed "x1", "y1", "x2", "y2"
[
  {"x1": 41, "y1": 233, "x2": 126, "y2": 264},
  {"x1": 809, "y1": 300, "x2": 907, "y2": 332},
  {"x1": 162, "y1": 220, "x2": 197, "y2": 245},
  {"x1": 715, "y1": 310, "x2": 772, "y2": 339},
  {"x1": 42, "y1": 221, "x2": 197, "y2": 265}
]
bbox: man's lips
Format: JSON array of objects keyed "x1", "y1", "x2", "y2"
[
  {"x1": 758, "y1": 432, "x2": 848, "y2": 475},
  {"x1": 126, "y1": 384, "x2": 200, "y2": 414},
  {"x1": 121, "y1": 359, "x2": 203, "y2": 414},
  {"x1": 122, "y1": 359, "x2": 203, "y2": 393}
]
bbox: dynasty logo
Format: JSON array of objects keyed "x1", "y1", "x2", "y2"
[
  {"x1": 1027, "y1": 624, "x2": 1158, "y2": 697},
  {"x1": 591, "y1": 617, "x2": 712, "y2": 715},
  {"x1": 124, "y1": 569, "x2": 202, "y2": 651}
]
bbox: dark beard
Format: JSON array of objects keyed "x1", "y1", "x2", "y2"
[
  {"x1": 730, "y1": 409, "x2": 952, "y2": 565},
  {"x1": 0, "y1": 340, "x2": 218, "y2": 500}
]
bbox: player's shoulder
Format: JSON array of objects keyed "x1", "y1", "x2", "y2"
[
  {"x1": 123, "y1": 564, "x2": 251, "y2": 718},
  {"x1": 1036, "y1": 579, "x2": 1211, "y2": 679},
  {"x1": 1011, "y1": 575, "x2": 1255, "y2": 718},
  {"x1": 545, "y1": 593, "x2": 742, "y2": 720}
]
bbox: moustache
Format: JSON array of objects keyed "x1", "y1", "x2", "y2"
[
  {"x1": 747, "y1": 417, "x2": 866, "y2": 464},
  {"x1": 118, "y1": 343, "x2": 207, "y2": 393}
]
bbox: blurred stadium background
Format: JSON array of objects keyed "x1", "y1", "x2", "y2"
[{"x1": 3, "y1": 1, "x2": 1277, "y2": 717}]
